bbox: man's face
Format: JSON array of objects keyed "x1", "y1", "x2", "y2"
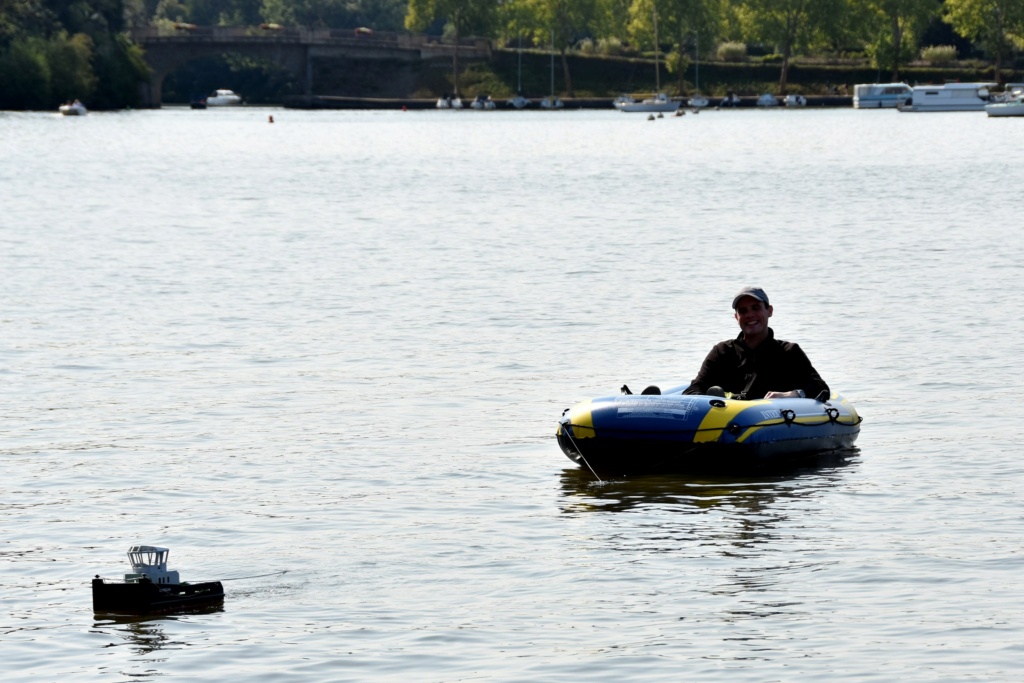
[{"x1": 733, "y1": 296, "x2": 773, "y2": 337}]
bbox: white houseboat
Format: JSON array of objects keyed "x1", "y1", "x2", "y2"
[
  {"x1": 852, "y1": 83, "x2": 912, "y2": 108},
  {"x1": 898, "y1": 82, "x2": 997, "y2": 112}
]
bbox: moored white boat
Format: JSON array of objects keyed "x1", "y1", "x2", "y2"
[
  {"x1": 469, "y1": 95, "x2": 496, "y2": 110},
  {"x1": 540, "y1": 96, "x2": 563, "y2": 110},
  {"x1": 688, "y1": 95, "x2": 709, "y2": 109},
  {"x1": 614, "y1": 92, "x2": 678, "y2": 113},
  {"x1": 615, "y1": 8, "x2": 678, "y2": 114},
  {"x1": 784, "y1": 94, "x2": 807, "y2": 107},
  {"x1": 985, "y1": 95, "x2": 1024, "y2": 117},
  {"x1": 898, "y1": 82, "x2": 997, "y2": 112},
  {"x1": 59, "y1": 100, "x2": 87, "y2": 116},
  {"x1": 756, "y1": 93, "x2": 780, "y2": 107},
  {"x1": 206, "y1": 89, "x2": 242, "y2": 106},
  {"x1": 853, "y1": 82, "x2": 911, "y2": 108},
  {"x1": 506, "y1": 94, "x2": 530, "y2": 109},
  {"x1": 436, "y1": 95, "x2": 463, "y2": 109},
  {"x1": 718, "y1": 92, "x2": 741, "y2": 107}
]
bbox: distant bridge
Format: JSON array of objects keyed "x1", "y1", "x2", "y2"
[{"x1": 130, "y1": 26, "x2": 492, "y2": 107}]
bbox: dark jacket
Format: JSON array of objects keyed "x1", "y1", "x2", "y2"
[{"x1": 682, "y1": 328, "x2": 829, "y2": 400}]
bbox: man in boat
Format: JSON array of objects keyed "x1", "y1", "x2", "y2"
[{"x1": 682, "y1": 286, "x2": 829, "y2": 400}]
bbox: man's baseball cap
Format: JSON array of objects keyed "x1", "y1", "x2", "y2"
[{"x1": 732, "y1": 287, "x2": 769, "y2": 309}]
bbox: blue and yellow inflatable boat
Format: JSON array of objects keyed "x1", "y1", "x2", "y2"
[{"x1": 556, "y1": 385, "x2": 861, "y2": 475}]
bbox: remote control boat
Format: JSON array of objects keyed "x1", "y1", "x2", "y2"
[{"x1": 92, "y1": 545, "x2": 224, "y2": 614}]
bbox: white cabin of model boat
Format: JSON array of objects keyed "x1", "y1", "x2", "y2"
[
  {"x1": 124, "y1": 545, "x2": 180, "y2": 584},
  {"x1": 899, "y1": 82, "x2": 997, "y2": 112}
]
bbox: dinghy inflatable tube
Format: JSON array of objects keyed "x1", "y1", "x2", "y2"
[{"x1": 556, "y1": 385, "x2": 861, "y2": 475}]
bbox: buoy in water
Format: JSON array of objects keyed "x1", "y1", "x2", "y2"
[{"x1": 268, "y1": 115, "x2": 274, "y2": 123}]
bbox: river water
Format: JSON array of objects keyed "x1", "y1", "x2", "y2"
[{"x1": 2, "y1": 105, "x2": 1024, "y2": 681}]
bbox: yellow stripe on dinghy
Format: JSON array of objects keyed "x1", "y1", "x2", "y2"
[
  {"x1": 693, "y1": 399, "x2": 771, "y2": 443},
  {"x1": 564, "y1": 401, "x2": 596, "y2": 438},
  {"x1": 723, "y1": 394, "x2": 862, "y2": 443}
]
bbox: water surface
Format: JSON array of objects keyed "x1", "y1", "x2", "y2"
[{"x1": 2, "y1": 106, "x2": 1023, "y2": 680}]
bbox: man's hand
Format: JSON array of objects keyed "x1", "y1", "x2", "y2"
[{"x1": 765, "y1": 390, "x2": 802, "y2": 399}]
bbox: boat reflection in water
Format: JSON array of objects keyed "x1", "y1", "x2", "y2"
[
  {"x1": 556, "y1": 449, "x2": 858, "y2": 622},
  {"x1": 557, "y1": 447, "x2": 858, "y2": 515},
  {"x1": 92, "y1": 604, "x2": 224, "y2": 656}
]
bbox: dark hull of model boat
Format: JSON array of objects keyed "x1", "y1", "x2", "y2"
[{"x1": 92, "y1": 578, "x2": 224, "y2": 614}]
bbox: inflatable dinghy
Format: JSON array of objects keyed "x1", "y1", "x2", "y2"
[{"x1": 556, "y1": 385, "x2": 861, "y2": 475}]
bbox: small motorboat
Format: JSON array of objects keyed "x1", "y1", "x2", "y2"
[
  {"x1": 614, "y1": 93, "x2": 679, "y2": 113},
  {"x1": 59, "y1": 100, "x2": 87, "y2": 116},
  {"x1": 540, "y1": 96, "x2": 564, "y2": 110},
  {"x1": 757, "y1": 93, "x2": 780, "y2": 107},
  {"x1": 92, "y1": 545, "x2": 224, "y2": 614},
  {"x1": 470, "y1": 95, "x2": 496, "y2": 110},
  {"x1": 687, "y1": 94, "x2": 709, "y2": 109},
  {"x1": 985, "y1": 93, "x2": 1024, "y2": 117},
  {"x1": 436, "y1": 94, "x2": 463, "y2": 109},
  {"x1": 507, "y1": 94, "x2": 530, "y2": 109},
  {"x1": 206, "y1": 89, "x2": 242, "y2": 106},
  {"x1": 718, "y1": 92, "x2": 741, "y2": 108},
  {"x1": 785, "y1": 94, "x2": 807, "y2": 107},
  {"x1": 556, "y1": 384, "x2": 861, "y2": 476}
]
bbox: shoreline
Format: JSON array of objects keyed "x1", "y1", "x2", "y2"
[{"x1": 284, "y1": 95, "x2": 855, "y2": 110}]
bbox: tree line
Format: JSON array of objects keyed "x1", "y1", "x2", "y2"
[{"x1": 1, "y1": 0, "x2": 1021, "y2": 109}]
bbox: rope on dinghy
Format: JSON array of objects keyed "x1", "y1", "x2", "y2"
[{"x1": 560, "y1": 422, "x2": 604, "y2": 483}]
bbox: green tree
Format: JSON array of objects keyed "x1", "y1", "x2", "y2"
[
  {"x1": 735, "y1": 0, "x2": 839, "y2": 91},
  {"x1": 859, "y1": 0, "x2": 935, "y2": 80},
  {"x1": 648, "y1": 0, "x2": 721, "y2": 94},
  {"x1": 514, "y1": 0, "x2": 596, "y2": 97},
  {"x1": 944, "y1": 0, "x2": 1024, "y2": 80},
  {"x1": 1, "y1": 0, "x2": 58, "y2": 47},
  {"x1": 0, "y1": 36, "x2": 51, "y2": 107},
  {"x1": 0, "y1": 0, "x2": 148, "y2": 109},
  {"x1": 625, "y1": 0, "x2": 666, "y2": 91},
  {"x1": 593, "y1": 0, "x2": 632, "y2": 41},
  {"x1": 406, "y1": 0, "x2": 495, "y2": 96},
  {"x1": 46, "y1": 31, "x2": 98, "y2": 102}
]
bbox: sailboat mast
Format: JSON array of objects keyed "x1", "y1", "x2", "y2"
[
  {"x1": 550, "y1": 29, "x2": 555, "y2": 97},
  {"x1": 652, "y1": 8, "x2": 660, "y2": 93},
  {"x1": 517, "y1": 31, "x2": 522, "y2": 93},
  {"x1": 694, "y1": 30, "x2": 699, "y2": 92}
]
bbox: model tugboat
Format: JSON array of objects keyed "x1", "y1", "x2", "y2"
[{"x1": 92, "y1": 545, "x2": 224, "y2": 614}]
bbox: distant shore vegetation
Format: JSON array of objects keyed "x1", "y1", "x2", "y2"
[{"x1": 2, "y1": 0, "x2": 1023, "y2": 109}]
